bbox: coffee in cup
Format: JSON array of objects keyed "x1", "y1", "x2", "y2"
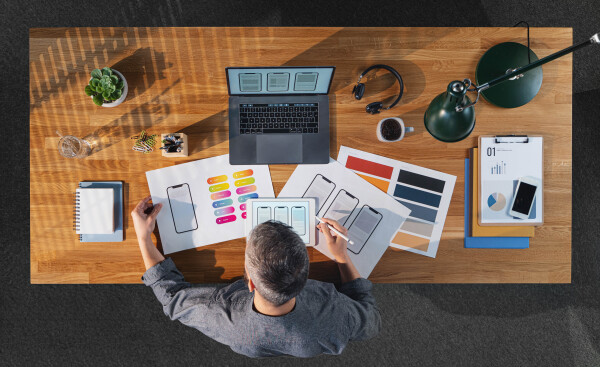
[{"x1": 376, "y1": 117, "x2": 414, "y2": 142}]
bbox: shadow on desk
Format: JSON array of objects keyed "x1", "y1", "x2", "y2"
[
  {"x1": 82, "y1": 78, "x2": 181, "y2": 154},
  {"x1": 180, "y1": 110, "x2": 229, "y2": 155},
  {"x1": 111, "y1": 47, "x2": 173, "y2": 100}
]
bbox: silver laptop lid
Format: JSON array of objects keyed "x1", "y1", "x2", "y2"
[{"x1": 226, "y1": 66, "x2": 335, "y2": 96}]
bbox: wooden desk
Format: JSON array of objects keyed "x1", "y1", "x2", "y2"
[{"x1": 30, "y1": 27, "x2": 572, "y2": 284}]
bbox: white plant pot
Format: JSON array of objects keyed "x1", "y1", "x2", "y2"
[{"x1": 89, "y1": 69, "x2": 128, "y2": 108}]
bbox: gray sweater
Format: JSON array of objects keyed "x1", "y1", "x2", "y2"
[{"x1": 142, "y1": 258, "x2": 381, "y2": 357}]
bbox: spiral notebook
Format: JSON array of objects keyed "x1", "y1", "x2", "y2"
[{"x1": 75, "y1": 181, "x2": 124, "y2": 242}]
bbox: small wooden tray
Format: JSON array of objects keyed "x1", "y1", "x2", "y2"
[{"x1": 161, "y1": 133, "x2": 188, "y2": 157}]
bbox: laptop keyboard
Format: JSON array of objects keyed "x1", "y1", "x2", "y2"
[{"x1": 239, "y1": 103, "x2": 319, "y2": 134}]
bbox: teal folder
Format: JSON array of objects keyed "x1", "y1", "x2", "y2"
[
  {"x1": 464, "y1": 159, "x2": 529, "y2": 249},
  {"x1": 78, "y1": 181, "x2": 124, "y2": 242}
]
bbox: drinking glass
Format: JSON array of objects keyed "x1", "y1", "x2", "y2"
[{"x1": 57, "y1": 135, "x2": 92, "y2": 158}]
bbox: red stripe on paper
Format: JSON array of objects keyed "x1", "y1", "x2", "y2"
[{"x1": 345, "y1": 156, "x2": 394, "y2": 180}]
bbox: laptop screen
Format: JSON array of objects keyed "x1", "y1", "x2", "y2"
[{"x1": 226, "y1": 66, "x2": 335, "y2": 95}]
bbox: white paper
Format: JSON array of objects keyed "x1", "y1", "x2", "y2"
[
  {"x1": 479, "y1": 137, "x2": 543, "y2": 224},
  {"x1": 76, "y1": 188, "x2": 114, "y2": 234},
  {"x1": 146, "y1": 154, "x2": 274, "y2": 254},
  {"x1": 278, "y1": 159, "x2": 411, "y2": 278},
  {"x1": 337, "y1": 146, "x2": 456, "y2": 258}
]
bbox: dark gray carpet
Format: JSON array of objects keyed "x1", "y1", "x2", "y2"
[{"x1": 1, "y1": 1, "x2": 599, "y2": 366}]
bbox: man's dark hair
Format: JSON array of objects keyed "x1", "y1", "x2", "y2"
[{"x1": 245, "y1": 221, "x2": 309, "y2": 306}]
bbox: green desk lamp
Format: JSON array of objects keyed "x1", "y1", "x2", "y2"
[{"x1": 424, "y1": 32, "x2": 599, "y2": 142}]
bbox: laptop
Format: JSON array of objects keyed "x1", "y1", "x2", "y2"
[{"x1": 226, "y1": 66, "x2": 335, "y2": 165}]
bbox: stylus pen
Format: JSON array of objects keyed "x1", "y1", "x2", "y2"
[{"x1": 315, "y1": 216, "x2": 354, "y2": 245}]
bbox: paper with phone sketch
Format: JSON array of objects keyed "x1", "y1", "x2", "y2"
[
  {"x1": 479, "y1": 136, "x2": 543, "y2": 224},
  {"x1": 278, "y1": 159, "x2": 411, "y2": 278},
  {"x1": 336, "y1": 146, "x2": 456, "y2": 258},
  {"x1": 146, "y1": 154, "x2": 274, "y2": 254}
]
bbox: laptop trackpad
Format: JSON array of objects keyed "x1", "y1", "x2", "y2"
[{"x1": 256, "y1": 135, "x2": 302, "y2": 164}]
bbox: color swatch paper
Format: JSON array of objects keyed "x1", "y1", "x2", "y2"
[
  {"x1": 337, "y1": 146, "x2": 456, "y2": 258},
  {"x1": 146, "y1": 155, "x2": 274, "y2": 254}
]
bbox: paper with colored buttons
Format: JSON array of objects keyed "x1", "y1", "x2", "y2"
[{"x1": 146, "y1": 154, "x2": 274, "y2": 254}]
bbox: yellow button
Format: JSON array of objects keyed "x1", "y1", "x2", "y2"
[{"x1": 209, "y1": 183, "x2": 229, "y2": 192}]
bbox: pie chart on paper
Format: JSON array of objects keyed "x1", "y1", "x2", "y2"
[{"x1": 487, "y1": 192, "x2": 506, "y2": 211}]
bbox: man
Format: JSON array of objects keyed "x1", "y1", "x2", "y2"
[{"x1": 132, "y1": 196, "x2": 381, "y2": 357}]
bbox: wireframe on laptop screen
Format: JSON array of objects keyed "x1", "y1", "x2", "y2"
[{"x1": 226, "y1": 66, "x2": 335, "y2": 95}]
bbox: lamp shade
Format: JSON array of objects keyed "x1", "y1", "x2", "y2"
[{"x1": 424, "y1": 81, "x2": 475, "y2": 142}]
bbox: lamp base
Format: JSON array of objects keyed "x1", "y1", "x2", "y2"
[{"x1": 476, "y1": 42, "x2": 543, "y2": 108}]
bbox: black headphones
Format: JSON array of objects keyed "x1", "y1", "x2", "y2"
[{"x1": 352, "y1": 64, "x2": 404, "y2": 114}]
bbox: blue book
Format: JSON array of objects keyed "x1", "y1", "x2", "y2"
[
  {"x1": 78, "y1": 181, "x2": 124, "y2": 242},
  {"x1": 464, "y1": 159, "x2": 529, "y2": 249}
]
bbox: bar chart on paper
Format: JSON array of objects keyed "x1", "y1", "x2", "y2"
[{"x1": 337, "y1": 146, "x2": 456, "y2": 258}]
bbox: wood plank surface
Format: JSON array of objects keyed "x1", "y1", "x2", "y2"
[{"x1": 29, "y1": 27, "x2": 572, "y2": 284}]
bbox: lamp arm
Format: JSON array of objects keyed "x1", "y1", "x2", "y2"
[
  {"x1": 476, "y1": 32, "x2": 599, "y2": 91},
  {"x1": 456, "y1": 33, "x2": 599, "y2": 112}
]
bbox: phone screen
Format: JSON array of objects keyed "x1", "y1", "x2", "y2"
[
  {"x1": 512, "y1": 182, "x2": 537, "y2": 215},
  {"x1": 303, "y1": 174, "x2": 336, "y2": 213},
  {"x1": 291, "y1": 206, "x2": 306, "y2": 236},
  {"x1": 347, "y1": 206, "x2": 382, "y2": 254},
  {"x1": 257, "y1": 207, "x2": 271, "y2": 225},
  {"x1": 323, "y1": 190, "x2": 359, "y2": 226},
  {"x1": 167, "y1": 184, "x2": 198, "y2": 234},
  {"x1": 274, "y1": 207, "x2": 288, "y2": 224}
]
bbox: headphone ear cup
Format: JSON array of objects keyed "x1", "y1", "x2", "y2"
[
  {"x1": 366, "y1": 102, "x2": 383, "y2": 114},
  {"x1": 353, "y1": 83, "x2": 365, "y2": 100}
]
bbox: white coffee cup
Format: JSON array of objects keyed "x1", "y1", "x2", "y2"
[{"x1": 376, "y1": 117, "x2": 414, "y2": 142}]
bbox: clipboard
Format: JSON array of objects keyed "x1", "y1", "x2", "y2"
[{"x1": 478, "y1": 135, "x2": 543, "y2": 226}]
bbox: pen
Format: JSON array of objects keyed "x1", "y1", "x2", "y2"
[{"x1": 315, "y1": 216, "x2": 354, "y2": 245}]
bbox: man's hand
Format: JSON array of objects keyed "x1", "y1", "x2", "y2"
[
  {"x1": 131, "y1": 196, "x2": 162, "y2": 241},
  {"x1": 318, "y1": 218, "x2": 350, "y2": 263}
]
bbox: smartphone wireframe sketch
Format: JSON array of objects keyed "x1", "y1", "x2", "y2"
[
  {"x1": 302, "y1": 174, "x2": 336, "y2": 213},
  {"x1": 167, "y1": 183, "x2": 198, "y2": 234},
  {"x1": 291, "y1": 206, "x2": 306, "y2": 236},
  {"x1": 257, "y1": 206, "x2": 271, "y2": 225},
  {"x1": 347, "y1": 205, "x2": 382, "y2": 255},
  {"x1": 274, "y1": 206, "x2": 288, "y2": 224},
  {"x1": 322, "y1": 189, "x2": 359, "y2": 226}
]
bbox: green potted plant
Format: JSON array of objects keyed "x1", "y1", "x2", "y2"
[{"x1": 85, "y1": 67, "x2": 128, "y2": 107}]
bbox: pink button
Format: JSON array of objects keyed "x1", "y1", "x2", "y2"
[
  {"x1": 242, "y1": 212, "x2": 247, "y2": 219},
  {"x1": 236, "y1": 185, "x2": 257, "y2": 195},
  {"x1": 216, "y1": 214, "x2": 236, "y2": 225},
  {"x1": 240, "y1": 203, "x2": 246, "y2": 211}
]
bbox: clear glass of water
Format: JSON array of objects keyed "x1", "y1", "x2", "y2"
[{"x1": 57, "y1": 135, "x2": 92, "y2": 158}]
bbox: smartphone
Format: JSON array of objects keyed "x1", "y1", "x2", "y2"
[
  {"x1": 167, "y1": 183, "x2": 198, "y2": 234},
  {"x1": 347, "y1": 206, "x2": 383, "y2": 254},
  {"x1": 508, "y1": 177, "x2": 540, "y2": 219},
  {"x1": 256, "y1": 207, "x2": 272, "y2": 225},
  {"x1": 322, "y1": 190, "x2": 359, "y2": 226},
  {"x1": 291, "y1": 206, "x2": 306, "y2": 236},
  {"x1": 274, "y1": 206, "x2": 288, "y2": 224},
  {"x1": 302, "y1": 174, "x2": 336, "y2": 213}
]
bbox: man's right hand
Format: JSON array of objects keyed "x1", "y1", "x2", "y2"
[{"x1": 318, "y1": 218, "x2": 350, "y2": 263}]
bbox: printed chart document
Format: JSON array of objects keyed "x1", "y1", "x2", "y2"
[
  {"x1": 479, "y1": 136, "x2": 543, "y2": 225},
  {"x1": 146, "y1": 154, "x2": 274, "y2": 254},
  {"x1": 337, "y1": 146, "x2": 456, "y2": 258},
  {"x1": 279, "y1": 159, "x2": 411, "y2": 278}
]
